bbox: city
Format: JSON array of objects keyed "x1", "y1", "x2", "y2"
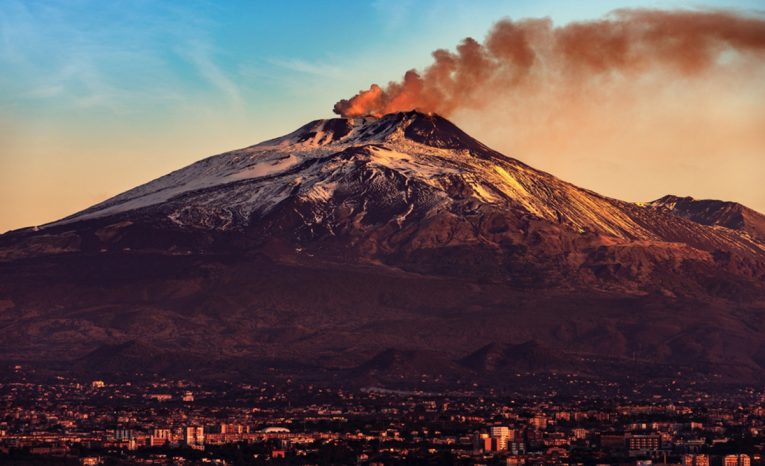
[{"x1": 1, "y1": 366, "x2": 762, "y2": 465}]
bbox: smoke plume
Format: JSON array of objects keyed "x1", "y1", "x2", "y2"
[
  {"x1": 332, "y1": 8, "x2": 765, "y2": 214},
  {"x1": 333, "y1": 9, "x2": 765, "y2": 117}
]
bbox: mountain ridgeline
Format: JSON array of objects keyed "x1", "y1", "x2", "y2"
[{"x1": 1, "y1": 111, "x2": 764, "y2": 387}]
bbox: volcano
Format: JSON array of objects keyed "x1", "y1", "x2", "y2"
[{"x1": 1, "y1": 111, "x2": 764, "y2": 386}]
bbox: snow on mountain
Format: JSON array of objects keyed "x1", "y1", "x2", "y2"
[
  {"x1": 46, "y1": 111, "x2": 764, "y2": 266},
  {"x1": 48, "y1": 112, "x2": 650, "y2": 238}
]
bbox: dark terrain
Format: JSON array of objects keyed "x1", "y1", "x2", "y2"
[{"x1": 1, "y1": 111, "x2": 763, "y2": 387}]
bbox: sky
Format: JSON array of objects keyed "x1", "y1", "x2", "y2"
[{"x1": 1, "y1": 0, "x2": 764, "y2": 232}]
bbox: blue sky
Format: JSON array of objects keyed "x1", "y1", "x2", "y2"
[{"x1": 0, "y1": 0, "x2": 762, "y2": 231}]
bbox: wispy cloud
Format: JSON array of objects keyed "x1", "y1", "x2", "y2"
[
  {"x1": 180, "y1": 39, "x2": 246, "y2": 113},
  {"x1": 371, "y1": 0, "x2": 417, "y2": 32},
  {"x1": 269, "y1": 57, "x2": 343, "y2": 78},
  {"x1": 0, "y1": 1, "x2": 238, "y2": 115}
]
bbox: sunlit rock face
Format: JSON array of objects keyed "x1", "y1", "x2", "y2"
[{"x1": 1, "y1": 111, "x2": 764, "y2": 385}]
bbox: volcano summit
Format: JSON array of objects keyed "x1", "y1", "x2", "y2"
[{"x1": 1, "y1": 111, "x2": 764, "y2": 386}]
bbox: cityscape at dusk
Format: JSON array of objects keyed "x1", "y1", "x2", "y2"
[
  {"x1": 1, "y1": 1, "x2": 764, "y2": 465},
  {"x1": 1, "y1": 366, "x2": 764, "y2": 465}
]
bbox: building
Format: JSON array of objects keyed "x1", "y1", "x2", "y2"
[
  {"x1": 149, "y1": 428, "x2": 172, "y2": 447},
  {"x1": 508, "y1": 441, "x2": 525, "y2": 455},
  {"x1": 627, "y1": 434, "x2": 661, "y2": 453},
  {"x1": 474, "y1": 432, "x2": 503, "y2": 452},
  {"x1": 600, "y1": 432, "x2": 626, "y2": 450},
  {"x1": 724, "y1": 454, "x2": 751, "y2": 466},
  {"x1": 490, "y1": 426, "x2": 511, "y2": 450},
  {"x1": 114, "y1": 429, "x2": 133, "y2": 441},
  {"x1": 531, "y1": 416, "x2": 547, "y2": 430},
  {"x1": 483, "y1": 437, "x2": 501, "y2": 452},
  {"x1": 474, "y1": 432, "x2": 489, "y2": 452},
  {"x1": 219, "y1": 423, "x2": 245, "y2": 434},
  {"x1": 683, "y1": 454, "x2": 710, "y2": 466},
  {"x1": 185, "y1": 426, "x2": 204, "y2": 447}
]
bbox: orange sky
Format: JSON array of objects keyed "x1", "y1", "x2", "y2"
[{"x1": 454, "y1": 64, "x2": 765, "y2": 212}]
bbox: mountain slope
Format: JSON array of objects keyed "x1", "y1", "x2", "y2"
[
  {"x1": 5, "y1": 112, "x2": 764, "y2": 290},
  {"x1": 649, "y1": 194, "x2": 765, "y2": 243},
  {"x1": 44, "y1": 112, "x2": 761, "y2": 252},
  {"x1": 0, "y1": 111, "x2": 764, "y2": 385}
]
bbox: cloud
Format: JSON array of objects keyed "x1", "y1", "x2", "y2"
[
  {"x1": 0, "y1": 1, "x2": 239, "y2": 114},
  {"x1": 182, "y1": 39, "x2": 245, "y2": 112},
  {"x1": 269, "y1": 57, "x2": 343, "y2": 78}
]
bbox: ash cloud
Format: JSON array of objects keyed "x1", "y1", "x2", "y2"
[{"x1": 333, "y1": 9, "x2": 765, "y2": 118}]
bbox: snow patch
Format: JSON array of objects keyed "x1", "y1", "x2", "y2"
[{"x1": 228, "y1": 154, "x2": 299, "y2": 180}]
